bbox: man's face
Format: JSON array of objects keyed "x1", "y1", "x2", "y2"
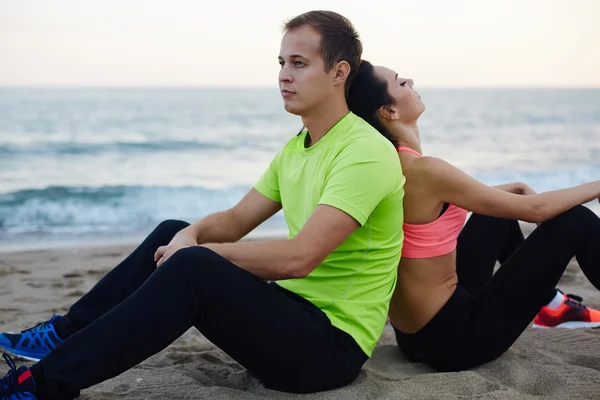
[{"x1": 278, "y1": 25, "x2": 335, "y2": 116}]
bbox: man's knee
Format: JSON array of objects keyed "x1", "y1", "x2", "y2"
[
  {"x1": 152, "y1": 219, "x2": 190, "y2": 237},
  {"x1": 162, "y1": 246, "x2": 225, "y2": 278}
]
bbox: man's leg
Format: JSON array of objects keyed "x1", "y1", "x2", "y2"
[
  {"x1": 30, "y1": 246, "x2": 367, "y2": 399},
  {"x1": 0, "y1": 220, "x2": 190, "y2": 361},
  {"x1": 53, "y1": 219, "x2": 189, "y2": 338}
]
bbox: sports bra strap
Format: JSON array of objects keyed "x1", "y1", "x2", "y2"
[{"x1": 397, "y1": 146, "x2": 422, "y2": 157}]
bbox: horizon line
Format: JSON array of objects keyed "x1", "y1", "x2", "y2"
[{"x1": 1, "y1": 84, "x2": 599, "y2": 90}]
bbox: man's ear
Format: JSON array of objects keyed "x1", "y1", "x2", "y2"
[{"x1": 332, "y1": 61, "x2": 351, "y2": 87}]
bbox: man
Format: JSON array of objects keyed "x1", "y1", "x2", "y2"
[{"x1": 0, "y1": 10, "x2": 405, "y2": 400}]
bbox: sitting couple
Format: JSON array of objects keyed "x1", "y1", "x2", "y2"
[{"x1": 2, "y1": 10, "x2": 600, "y2": 400}]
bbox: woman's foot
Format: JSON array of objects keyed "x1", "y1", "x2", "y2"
[{"x1": 533, "y1": 289, "x2": 600, "y2": 328}]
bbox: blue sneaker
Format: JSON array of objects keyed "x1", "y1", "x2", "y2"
[
  {"x1": 0, "y1": 316, "x2": 63, "y2": 362},
  {"x1": 0, "y1": 353, "x2": 37, "y2": 400}
]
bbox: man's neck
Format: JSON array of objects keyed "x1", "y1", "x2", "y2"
[{"x1": 301, "y1": 97, "x2": 349, "y2": 147}]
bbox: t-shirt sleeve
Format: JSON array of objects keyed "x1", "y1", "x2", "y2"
[
  {"x1": 319, "y1": 139, "x2": 402, "y2": 226},
  {"x1": 253, "y1": 150, "x2": 282, "y2": 203}
]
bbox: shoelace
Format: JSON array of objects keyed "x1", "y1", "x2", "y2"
[
  {"x1": 21, "y1": 318, "x2": 53, "y2": 334},
  {"x1": 565, "y1": 294, "x2": 586, "y2": 310},
  {"x1": 0, "y1": 353, "x2": 18, "y2": 396}
]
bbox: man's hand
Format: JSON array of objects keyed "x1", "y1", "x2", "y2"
[{"x1": 154, "y1": 230, "x2": 198, "y2": 267}]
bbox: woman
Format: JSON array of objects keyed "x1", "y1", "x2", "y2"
[{"x1": 347, "y1": 60, "x2": 600, "y2": 371}]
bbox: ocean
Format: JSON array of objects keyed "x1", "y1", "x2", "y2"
[{"x1": 1, "y1": 88, "x2": 599, "y2": 250}]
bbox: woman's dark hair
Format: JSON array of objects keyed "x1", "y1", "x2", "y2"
[{"x1": 347, "y1": 60, "x2": 398, "y2": 147}]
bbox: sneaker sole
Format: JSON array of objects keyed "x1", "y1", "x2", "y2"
[
  {"x1": 0, "y1": 345, "x2": 43, "y2": 362},
  {"x1": 532, "y1": 321, "x2": 600, "y2": 329}
]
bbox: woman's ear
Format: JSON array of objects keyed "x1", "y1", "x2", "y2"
[{"x1": 378, "y1": 105, "x2": 399, "y2": 121}]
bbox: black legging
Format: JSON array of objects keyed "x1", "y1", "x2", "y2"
[
  {"x1": 29, "y1": 220, "x2": 367, "y2": 400},
  {"x1": 393, "y1": 205, "x2": 600, "y2": 371}
]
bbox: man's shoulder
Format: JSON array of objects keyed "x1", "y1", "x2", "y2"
[
  {"x1": 273, "y1": 132, "x2": 304, "y2": 157},
  {"x1": 344, "y1": 113, "x2": 392, "y2": 142},
  {"x1": 337, "y1": 119, "x2": 397, "y2": 158}
]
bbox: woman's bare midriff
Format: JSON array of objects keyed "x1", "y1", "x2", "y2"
[{"x1": 389, "y1": 251, "x2": 458, "y2": 334}]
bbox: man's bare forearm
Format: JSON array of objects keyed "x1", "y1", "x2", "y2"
[
  {"x1": 202, "y1": 239, "x2": 310, "y2": 280},
  {"x1": 182, "y1": 210, "x2": 246, "y2": 245}
]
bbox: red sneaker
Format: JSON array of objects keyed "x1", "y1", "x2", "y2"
[{"x1": 533, "y1": 293, "x2": 600, "y2": 329}]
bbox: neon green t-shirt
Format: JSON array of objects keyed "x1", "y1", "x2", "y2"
[{"x1": 254, "y1": 111, "x2": 405, "y2": 357}]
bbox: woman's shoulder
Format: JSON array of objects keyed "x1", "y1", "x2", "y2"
[{"x1": 402, "y1": 155, "x2": 449, "y2": 181}]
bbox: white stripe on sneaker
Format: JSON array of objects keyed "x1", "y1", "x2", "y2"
[{"x1": 532, "y1": 321, "x2": 600, "y2": 329}]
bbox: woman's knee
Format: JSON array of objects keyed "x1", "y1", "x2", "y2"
[
  {"x1": 568, "y1": 204, "x2": 597, "y2": 220},
  {"x1": 543, "y1": 205, "x2": 597, "y2": 232},
  {"x1": 470, "y1": 213, "x2": 519, "y2": 228}
]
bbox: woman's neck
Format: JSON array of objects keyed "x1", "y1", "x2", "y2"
[{"x1": 391, "y1": 122, "x2": 423, "y2": 155}]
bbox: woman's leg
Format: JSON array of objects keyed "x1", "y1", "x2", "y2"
[
  {"x1": 395, "y1": 206, "x2": 600, "y2": 371},
  {"x1": 462, "y1": 206, "x2": 600, "y2": 368},
  {"x1": 455, "y1": 214, "x2": 524, "y2": 295},
  {"x1": 393, "y1": 214, "x2": 526, "y2": 365}
]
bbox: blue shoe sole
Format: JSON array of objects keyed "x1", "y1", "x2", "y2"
[
  {"x1": 0, "y1": 344, "x2": 44, "y2": 362},
  {"x1": 0, "y1": 334, "x2": 11, "y2": 348}
]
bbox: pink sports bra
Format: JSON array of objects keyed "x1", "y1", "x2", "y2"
[{"x1": 397, "y1": 147, "x2": 469, "y2": 259}]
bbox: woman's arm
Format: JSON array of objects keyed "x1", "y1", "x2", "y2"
[
  {"x1": 416, "y1": 156, "x2": 600, "y2": 223},
  {"x1": 493, "y1": 182, "x2": 536, "y2": 195}
]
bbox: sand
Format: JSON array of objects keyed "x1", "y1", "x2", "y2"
[{"x1": 1, "y1": 226, "x2": 600, "y2": 399}]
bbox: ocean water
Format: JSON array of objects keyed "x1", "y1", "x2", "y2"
[{"x1": 1, "y1": 88, "x2": 599, "y2": 249}]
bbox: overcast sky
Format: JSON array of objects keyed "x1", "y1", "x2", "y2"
[{"x1": 1, "y1": 0, "x2": 598, "y2": 87}]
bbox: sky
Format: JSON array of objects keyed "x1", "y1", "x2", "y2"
[{"x1": 0, "y1": 0, "x2": 598, "y2": 88}]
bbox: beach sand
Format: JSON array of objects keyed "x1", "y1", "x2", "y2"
[{"x1": 1, "y1": 224, "x2": 600, "y2": 399}]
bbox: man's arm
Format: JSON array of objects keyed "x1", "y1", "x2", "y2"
[
  {"x1": 155, "y1": 189, "x2": 281, "y2": 265},
  {"x1": 184, "y1": 189, "x2": 282, "y2": 244},
  {"x1": 201, "y1": 136, "x2": 402, "y2": 280},
  {"x1": 202, "y1": 204, "x2": 360, "y2": 280}
]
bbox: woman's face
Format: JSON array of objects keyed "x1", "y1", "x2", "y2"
[{"x1": 374, "y1": 65, "x2": 425, "y2": 123}]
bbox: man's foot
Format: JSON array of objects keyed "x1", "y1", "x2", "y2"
[
  {"x1": 533, "y1": 290, "x2": 600, "y2": 328},
  {"x1": 0, "y1": 315, "x2": 63, "y2": 361},
  {"x1": 0, "y1": 353, "x2": 37, "y2": 400}
]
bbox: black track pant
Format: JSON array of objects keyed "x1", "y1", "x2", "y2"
[
  {"x1": 394, "y1": 206, "x2": 600, "y2": 371},
  {"x1": 30, "y1": 220, "x2": 367, "y2": 399}
]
